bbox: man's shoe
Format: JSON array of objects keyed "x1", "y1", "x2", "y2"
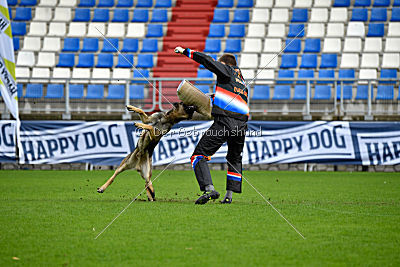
[
  {"x1": 220, "y1": 197, "x2": 232, "y2": 204},
  {"x1": 195, "y1": 190, "x2": 220, "y2": 205}
]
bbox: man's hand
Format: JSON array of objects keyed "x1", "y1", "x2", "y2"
[{"x1": 174, "y1": 46, "x2": 185, "y2": 54}]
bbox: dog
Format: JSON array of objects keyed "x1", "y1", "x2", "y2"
[{"x1": 97, "y1": 102, "x2": 196, "y2": 201}]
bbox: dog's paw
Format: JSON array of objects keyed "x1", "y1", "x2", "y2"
[{"x1": 97, "y1": 187, "x2": 104, "y2": 193}]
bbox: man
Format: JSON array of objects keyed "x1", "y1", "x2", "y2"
[{"x1": 174, "y1": 46, "x2": 249, "y2": 205}]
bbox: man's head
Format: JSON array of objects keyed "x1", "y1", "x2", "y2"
[{"x1": 218, "y1": 53, "x2": 237, "y2": 66}]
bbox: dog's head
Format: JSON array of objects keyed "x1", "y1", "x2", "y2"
[{"x1": 167, "y1": 102, "x2": 196, "y2": 121}]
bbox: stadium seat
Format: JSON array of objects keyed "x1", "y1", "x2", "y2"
[
  {"x1": 132, "y1": 9, "x2": 149, "y2": 22},
  {"x1": 77, "y1": 54, "x2": 94, "y2": 68},
  {"x1": 87, "y1": 23, "x2": 105, "y2": 37},
  {"x1": 92, "y1": 69, "x2": 112, "y2": 84},
  {"x1": 318, "y1": 69, "x2": 335, "y2": 84},
  {"x1": 336, "y1": 85, "x2": 353, "y2": 100},
  {"x1": 243, "y1": 38, "x2": 262, "y2": 52},
  {"x1": 267, "y1": 24, "x2": 286, "y2": 37},
  {"x1": 385, "y1": 38, "x2": 400, "y2": 52},
  {"x1": 36, "y1": 52, "x2": 56, "y2": 67},
  {"x1": 310, "y1": 8, "x2": 328, "y2": 22},
  {"x1": 271, "y1": 8, "x2": 289, "y2": 22},
  {"x1": 376, "y1": 85, "x2": 394, "y2": 100},
  {"x1": 284, "y1": 39, "x2": 301, "y2": 53},
  {"x1": 112, "y1": 9, "x2": 129, "y2": 22},
  {"x1": 116, "y1": 54, "x2": 134, "y2": 68},
  {"x1": 373, "y1": 0, "x2": 390, "y2": 6},
  {"x1": 147, "y1": 24, "x2": 163, "y2": 38},
  {"x1": 213, "y1": 9, "x2": 229, "y2": 23},
  {"x1": 379, "y1": 69, "x2": 397, "y2": 84},
  {"x1": 293, "y1": 85, "x2": 307, "y2": 100},
  {"x1": 7, "y1": 0, "x2": 18, "y2": 6},
  {"x1": 263, "y1": 39, "x2": 281, "y2": 53},
  {"x1": 48, "y1": 22, "x2": 67, "y2": 37},
  {"x1": 34, "y1": 7, "x2": 52, "y2": 21},
  {"x1": 275, "y1": 0, "x2": 292, "y2": 7},
  {"x1": 16, "y1": 84, "x2": 24, "y2": 98},
  {"x1": 196, "y1": 69, "x2": 214, "y2": 84},
  {"x1": 107, "y1": 85, "x2": 125, "y2": 99},
  {"x1": 340, "y1": 53, "x2": 359, "y2": 68},
  {"x1": 307, "y1": 24, "x2": 325, "y2": 37},
  {"x1": 13, "y1": 37, "x2": 20, "y2": 51},
  {"x1": 151, "y1": 9, "x2": 168, "y2": 22},
  {"x1": 252, "y1": 85, "x2": 270, "y2": 100},
  {"x1": 392, "y1": 8, "x2": 400, "y2": 21},
  {"x1": 239, "y1": 54, "x2": 258, "y2": 68},
  {"x1": 347, "y1": 22, "x2": 365, "y2": 37},
  {"x1": 112, "y1": 69, "x2": 130, "y2": 84},
  {"x1": 367, "y1": 23, "x2": 384, "y2": 37},
  {"x1": 67, "y1": 22, "x2": 86, "y2": 37},
  {"x1": 133, "y1": 69, "x2": 149, "y2": 83},
  {"x1": 141, "y1": 39, "x2": 158, "y2": 52},
  {"x1": 52, "y1": 68, "x2": 71, "y2": 82},
  {"x1": 359, "y1": 69, "x2": 377, "y2": 82},
  {"x1": 126, "y1": 23, "x2": 145, "y2": 38},
  {"x1": 59, "y1": 0, "x2": 77, "y2": 7},
  {"x1": 224, "y1": 39, "x2": 241, "y2": 53},
  {"x1": 96, "y1": 53, "x2": 114, "y2": 68},
  {"x1": 326, "y1": 23, "x2": 345, "y2": 37},
  {"x1": 71, "y1": 68, "x2": 91, "y2": 84},
  {"x1": 31, "y1": 67, "x2": 51, "y2": 82},
  {"x1": 254, "y1": 69, "x2": 274, "y2": 84},
  {"x1": 287, "y1": 24, "x2": 305, "y2": 37},
  {"x1": 314, "y1": 85, "x2": 331, "y2": 99},
  {"x1": 204, "y1": 39, "x2": 221, "y2": 53},
  {"x1": 298, "y1": 69, "x2": 315, "y2": 83},
  {"x1": 116, "y1": 0, "x2": 134, "y2": 7},
  {"x1": 323, "y1": 38, "x2": 341, "y2": 53},
  {"x1": 69, "y1": 84, "x2": 84, "y2": 99},
  {"x1": 320, "y1": 54, "x2": 338, "y2": 68},
  {"x1": 300, "y1": 54, "x2": 318, "y2": 68},
  {"x1": 394, "y1": 0, "x2": 400, "y2": 6},
  {"x1": 130, "y1": 85, "x2": 145, "y2": 99},
  {"x1": 217, "y1": 0, "x2": 233, "y2": 7},
  {"x1": 14, "y1": 7, "x2": 31, "y2": 21},
  {"x1": 333, "y1": 0, "x2": 350, "y2": 6},
  {"x1": 136, "y1": 54, "x2": 153, "y2": 68},
  {"x1": 237, "y1": 0, "x2": 253, "y2": 7},
  {"x1": 273, "y1": 85, "x2": 291, "y2": 100},
  {"x1": 79, "y1": 0, "x2": 95, "y2": 6},
  {"x1": 252, "y1": 9, "x2": 269, "y2": 23},
  {"x1": 102, "y1": 38, "x2": 119, "y2": 52},
  {"x1": 22, "y1": 36, "x2": 41, "y2": 51},
  {"x1": 277, "y1": 69, "x2": 294, "y2": 84},
  {"x1": 343, "y1": 38, "x2": 362, "y2": 52},
  {"x1": 28, "y1": 22, "x2": 46, "y2": 36},
  {"x1": 25, "y1": 84, "x2": 43, "y2": 98},
  {"x1": 121, "y1": 39, "x2": 139, "y2": 52},
  {"x1": 292, "y1": 9, "x2": 308, "y2": 22},
  {"x1": 364, "y1": 38, "x2": 382, "y2": 52},
  {"x1": 354, "y1": 0, "x2": 370, "y2": 6},
  {"x1": 11, "y1": 22, "x2": 27, "y2": 36},
  {"x1": 42, "y1": 37, "x2": 61, "y2": 52},
  {"x1": 232, "y1": 9, "x2": 249, "y2": 22},
  {"x1": 136, "y1": 0, "x2": 153, "y2": 7},
  {"x1": 98, "y1": 0, "x2": 114, "y2": 7},
  {"x1": 228, "y1": 24, "x2": 245, "y2": 37},
  {"x1": 82, "y1": 38, "x2": 99, "y2": 52},
  {"x1": 86, "y1": 85, "x2": 104, "y2": 99},
  {"x1": 93, "y1": 9, "x2": 109, "y2": 22},
  {"x1": 355, "y1": 85, "x2": 373, "y2": 100},
  {"x1": 17, "y1": 51, "x2": 35, "y2": 67},
  {"x1": 351, "y1": 8, "x2": 368, "y2": 21},
  {"x1": 382, "y1": 53, "x2": 400, "y2": 68},
  {"x1": 361, "y1": 53, "x2": 379, "y2": 68},
  {"x1": 57, "y1": 53, "x2": 75, "y2": 67},
  {"x1": 155, "y1": 0, "x2": 171, "y2": 7},
  {"x1": 53, "y1": 7, "x2": 72, "y2": 22},
  {"x1": 259, "y1": 54, "x2": 278, "y2": 69},
  {"x1": 304, "y1": 39, "x2": 321, "y2": 53},
  {"x1": 248, "y1": 24, "x2": 266, "y2": 37},
  {"x1": 73, "y1": 8, "x2": 90, "y2": 21},
  {"x1": 370, "y1": 8, "x2": 387, "y2": 21},
  {"x1": 19, "y1": 0, "x2": 36, "y2": 4},
  {"x1": 107, "y1": 24, "x2": 125, "y2": 38},
  {"x1": 330, "y1": 8, "x2": 348, "y2": 22},
  {"x1": 280, "y1": 54, "x2": 297, "y2": 68},
  {"x1": 45, "y1": 84, "x2": 64, "y2": 99},
  {"x1": 338, "y1": 69, "x2": 355, "y2": 83},
  {"x1": 208, "y1": 24, "x2": 225, "y2": 37}
]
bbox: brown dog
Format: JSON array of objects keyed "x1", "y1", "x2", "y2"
[{"x1": 97, "y1": 103, "x2": 196, "y2": 201}]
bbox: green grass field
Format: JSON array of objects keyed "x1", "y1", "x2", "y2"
[{"x1": 0, "y1": 169, "x2": 399, "y2": 266}]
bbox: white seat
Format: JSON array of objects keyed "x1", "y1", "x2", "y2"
[
  {"x1": 36, "y1": 52, "x2": 56, "y2": 67},
  {"x1": 361, "y1": 53, "x2": 379, "y2": 68},
  {"x1": 52, "y1": 67, "x2": 71, "y2": 83},
  {"x1": 42, "y1": 37, "x2": 61, "y2": 52},
  {"x1": 259, "y1": 53, "x2": 278, "y2": 69},
  {"x1": 326, "y1": 23, "x2": 344, "y2": 37},
  {"x1": 294, "y1": 0, "x2": 312, "y2": 7},
  {"x1": 347, "y1": 22, "x2": 365, "y2": 37},
  {"x1": 126, "y1": 23, "x2": 145, "y2": 38},
  {"x1": 323, "y1": 38, "x2": 341, "y2": 53},
  {"x1": 243, "y1": 38, "x2": 262, "y2": 52},
  {"x1": 267, "y1": 23, "x2": 286, "y2": 37},
  {"x1": 340, "y1": 53, "x2": 359, "y2": 68},
  {"x1": 254, "y1": 69, "x2": 274, "y2": 84},
  {"x1": 364, "y1": 38, "x2": 382, "y2": 52},
  {"x1": 382, "y1": 53, "x2": 400, "y2": 68},
  {"x1": 33, "y1": 7, "x2": 52, "y2": 21},
  {"x1": 385, "y1": 38, "x2": 400, "y2": 52},
  {"x1": 16, "y1": 67, "x2": 30, "y2": 82},
  {"x1": 107, "y1": 24, "x2": 125, "y2": 38},
  {"x1": 255, "y1": 0, "x2": 274, "y2": 7},
  {"x1": 307, "y1": 23, "x2": 325, "y2": 37},
  {"x1": 388, "y1": 23, "x2": 400, "y2": 36},
  {"x1": 67, "y1": 22, "x2": 87, "y2": 37},
  {"x1": 31, "y1": 67, "x2": 50, "y2": 82},
  {"x1": 48, "y1": 22, "x2": 66, "y2": 36},
  {"x1": 252, "y1": 9, "x2": 269, "y2": 23},
  {"x1": 87, "y1": 23, "x2": 106, "y2": 37},
  {"x1": 270, "y1": 8, "x2": 289, "y2": 22},
  {"x1": 22, "y1": 37, "x2": 41, "y2": 51},
  {"x1": 39, "y1": 0, "x2": 58, "y2": 5},
  {"x1": 239, "y1": 54, "x2": 258, "y2": 69},
  {"x1": 241, "y1": 69, "x2": 255, "y2": 81},
  {"x1": 247, "y1": 24, "x2": 266, "y2": 37},
  {"x1": 112, "y1": 68, "x2": 131, "y2": 84},
  {"x1": 17, "y1": 51, "x2": 35, "y2": 67},
  {"x1": 314, "y1": 0, "x2": 331, "y2": 6},
  {"x1": 92, "y1": 68, "x2": 111, "y2": 84},
  {"x1": 359, "y1": 69, "x2": 377, "y2": 83},
  {"x1": 310, "y1": 8, "x2": 328, "y2": 22},
  {"x1": 72, "y1": 68, "x2": 91, "y2": 84},
  {"x1": 274, "y1": 0, "x2": 292, "y2": 7},
  {"x1": 263, "y1": 38, "x2": 281, "y2": 52},
  {"x1": 330, "y1": 8, "x2": 348, "y2": 22},
  {"x1": 28, "y1": 22, "x2": 47, "y2": 36},
  {"x1": 53, "y1": 7, "x2": 71, "y2": 21},
  {"x1": 58, "y1": 0, "x2": 76, "y2": 7},
  {"x1": 343, "y1": 38, "x2": 362, "y2": 52}
]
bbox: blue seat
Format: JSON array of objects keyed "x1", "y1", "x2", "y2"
[
  {"x1": 228, "y1": 24, "x2": 245, "y2": 37},
  {"x1": 130, "y1": 85, "x2": 145, "y2": 99},
  {"x1": 237, "y1": 0, "x2": 253, "y2": 7},
  {"x1": 57, "y1": 53, "x2": 75, "y2": 67},
  {"x1": 380, "y1": 69, "x2": 397, "y2": 84},
  {"x1": 217, "y1": 0, "x2": 233, "y2": 7},
  {"x1": 13, "y1": 37, "x2": 20, "y2": 51},
  {"x1": 79, "y1": 0, "x2": 95, "y2": 7},
  {"x1": 224, "y1": 39, "x2": 241, "y2": 53},
  {"x1": 204, "y1": 39, "x2": 221, "y2": 53},
  {"x1": 45, "y1": 84, "x2": 64, "y2": 99},
  {"x1": 280, "y1": 54, "x2": 297, "y2": 68},
  {"x1": 136, "y1": 0, "x2": 153, "y2": 7},
  {"x1": 11, "y1": 22, "x2": 27, "y2": 36},
  {"x1": 298, "y1": 69, "x2": 314, "y2": 84},
  {"x1": 196, "y1": 69, "x2": 213, "y2": 84},
  {"x1": 304, "y1": 39, "x2": 320, "y2": 53},
  {"x1": 367, "y1": 23, "x2": 384, "y2": 37},
  {"x1": 116, "y1": 54, "x2": 134, "y2": 68},
  {"x1": 354, "y1": 0, "x2": 371, "y2": 6},
  {"x1": 273, "y1": 85, "x2": 291, "y2": 100},
  {"x1": 336, "y1": 85, "x2": 353, "y2": 100},
  {"x1": 86, "y1": 85, "x2": 104, "y2": 99},
  {"x1": 63, "y1": 38, "x2": 79, "y2": 52},
  {"x1": 151, "y1": 9, "x2": 168, "y2": 22},
  {"x1": 376, "y1": 85, "x2": 394, "y2": 100},
  {"x1": 141, "y1": 39, "x2": 158, "y2": 52},
  {"x1": 287, "y1": 24, "x2": 305, "y2": 37},
  {"x1": 17, "y1": 84, "x2": 24, "y2": 98},
  {"x1": 25, "y1": 84, "x2": 43, "y2": 98},
  {"x1": 338, "y1": 69, "x2": 355, "y2": 84},
  {"x1": 333, "y1": 0, "x2": 350, "y2": 6},
  {"x1": 391, "y1": 8, "x2": 400, "y2": 21},
  {"x1": 107, "y1": 85, "x2": 124, "y2": 99},
  {"x1": 96, "y1": 53, "x2": 114, "y2": 68},
  {"x1": 351, "y1": 8, "x2": 368, "y2": 21},
  {"x1": 208, "y1": 24, "x2": 225, "y2": 37},
  {"x1": 102, "y1": 38, "x2": 119, "y2": 52},
  {"x1": 320, "y1": 54, "x2": 337, "y2": 68},
  {"x1": 355, "y1": 85, "x2": 372, "y2": 100},
  {"x1": 69, "y1": 84, "x2": 84, "y2": 99},
  {"x1": 121, "y1": 39, "x2": 138, "y2": 52},
  {"x1": 277, "y1": 69, "x2": 294, "y2": 84},
  {"x1": 197, "y1": 85, "x2": 210, "y2": 94},
  {"x1": 284, "y1": 39, "x2": 301, "y2": 53},
  {"x1": 146, "y1": 24, "x2": 163, "y2": 37},
  {"x1": 136, "y1": 54, "x2": 153, "y2": 68},
  {"x1": 318, "y1": 69, "x2": 335, "y2": 84},
  {"x1": 133, "y1": 69, "x2": 149, "y2": 83},
  {"x1": 155, "y1": 0, "x2": 171, "y2": 7},
  {"x1": 20, "y1": 0, "x2": 36, "y2": 5},
  {"x1": 232, "y1": 10, "x2": 250, "y2": 23},
  {"x1": 132, "y1": 9, "x2": 149, "y2": 22},
  {"x1": 116, "y1": 0, "x2": 133, "y2": 7},
  {"x1": 213, "y1": 9, "x2": 230, "y2": 23},
  {"x1": 373, "y1": 0, "x2": 390, "y2": 6},
  {"x1": 300, "y1": 54, "x2": 317, "y2": 68},
  {"x1": 7, "y1": 0, "x2": 18, "y2": 6},
  {"x1": 252, "y1": 85, "x2": 270, "y2": 100},
  {"x1": 292, "y1": 9, "x2": 308, "y2": 22},
  {"x1": 81, "y1": 38, "x2": 99, "y2": 52},
  {"x1": 8, "y1": 7, "x2": 12, "y2": 19},
  {"x1": 293, "y1": 85, "x2": 307, "y2": 100},
  {"x1": 14, "y1": 7, "x2": 31, "y2": 21},
  {"x1": 73, "y1": 8, "x2": 91, "y2": 21},
  {"x1": 98, "y1": 0, "x2": 114, "y2": 7},
  {"x1": 314, "y1": 85, "x2": 331, "y2": 100},
  {"x1": 370, "y1": 8, "x2": 387, "y2": 21},
  {"x1": 77, "y1": 53, "x2": 94, "y2": 68},
  {"x1": 112, "y1": 9, "x2": 129, "y2": 22},
  {"x1": 395, "y1": 0, "x2": 400, "y2": 6},
  {"x1": 92, "y1": 9, "x2": 109, "y2": 22}
]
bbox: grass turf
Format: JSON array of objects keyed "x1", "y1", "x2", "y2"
[{"x1": 0, "y1": 169, "x2": 399, "y2": 266}]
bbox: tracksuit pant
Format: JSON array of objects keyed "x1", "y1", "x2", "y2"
[{"x1": 191, "y1": 115, "x2": 247, "y2": 193}]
